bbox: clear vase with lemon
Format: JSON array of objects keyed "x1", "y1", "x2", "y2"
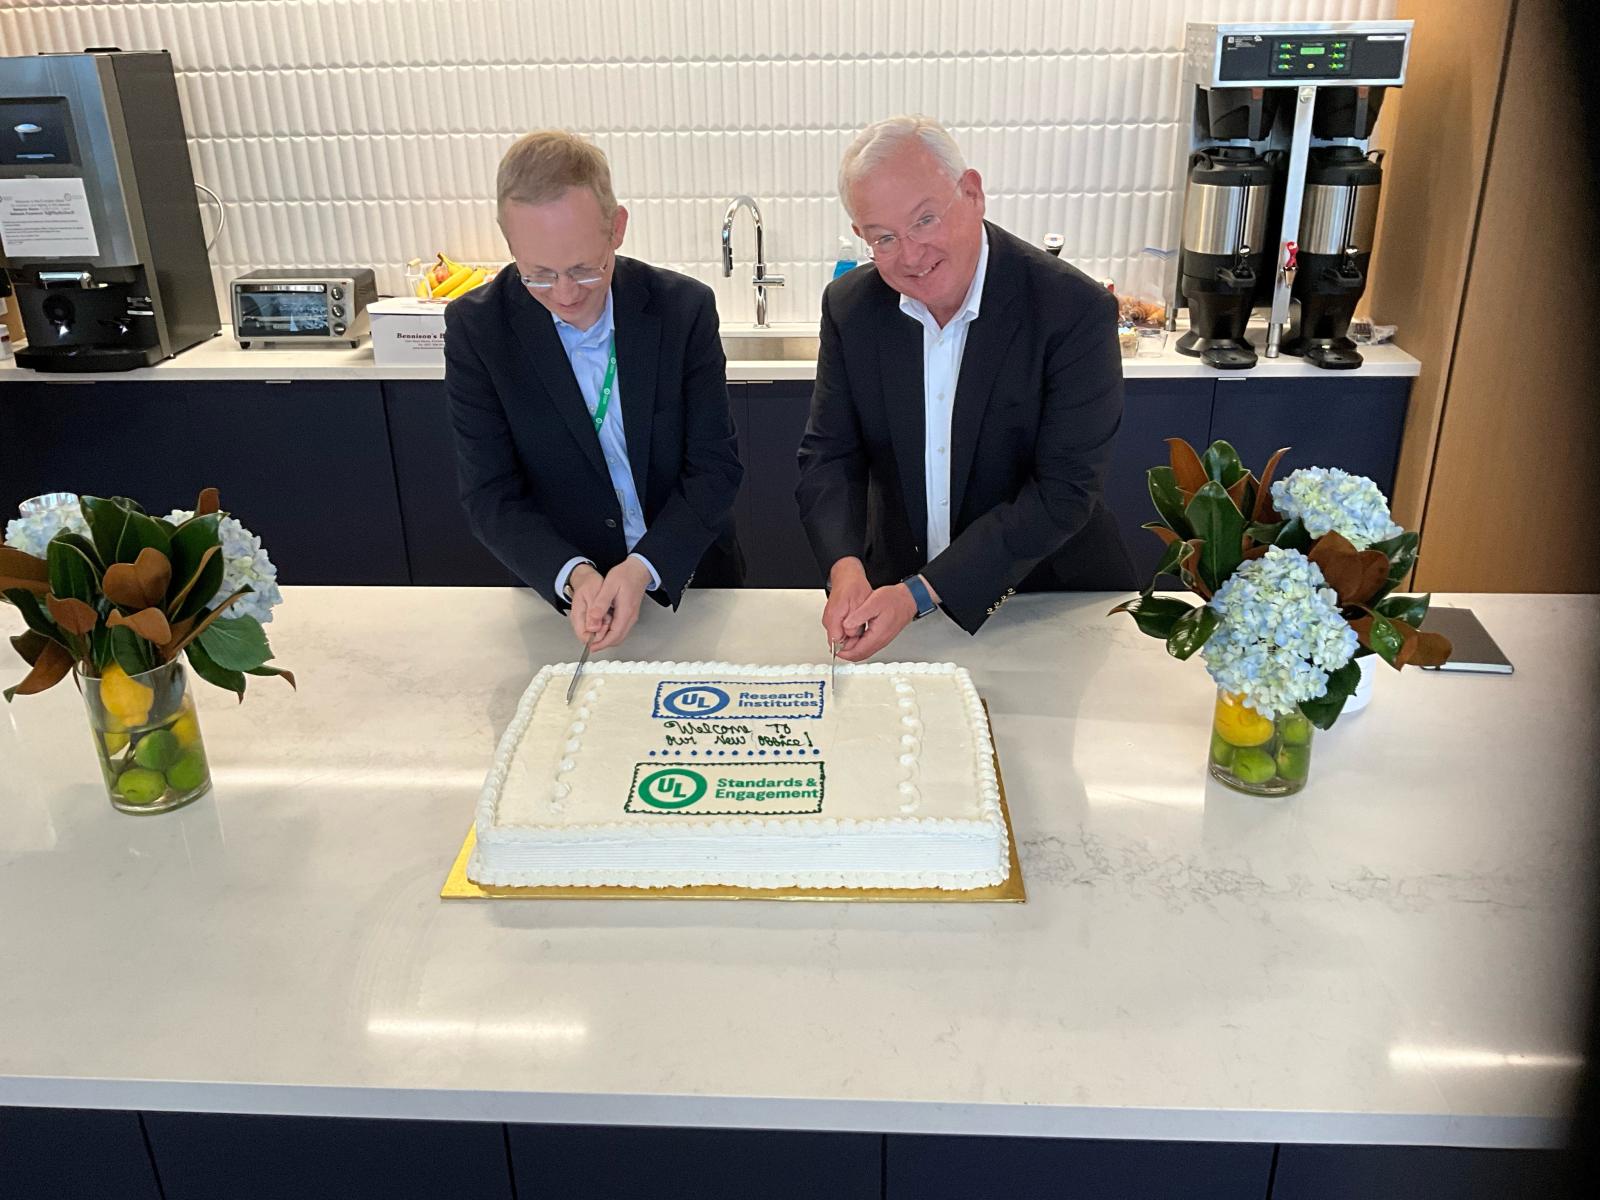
[
  {"x1": 1111, "y1": 440, "x2": 1451, "y2": 797},
  {"x1": 1, "y1": 490, "x2": 293, "y2": 815}
]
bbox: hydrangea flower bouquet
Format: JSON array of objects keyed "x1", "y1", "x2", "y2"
[
  {"x1": 1110, "y1": 439, "x2": 1450, "y2": 796},
  {"x1": 0, "y1": 489, "x2": 293, "y2": 814}
]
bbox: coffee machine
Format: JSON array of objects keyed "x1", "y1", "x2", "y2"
[
  {"x1": 1165, "y1": 22, "x2": 1412, "y2": 369},
  {"x1": 0, "y1": 50, "x2": 218, "y2": 370}
]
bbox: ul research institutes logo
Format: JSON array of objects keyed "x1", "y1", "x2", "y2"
[{"x1": 659, "y1": 685, "x2": 730, "y2": 717}]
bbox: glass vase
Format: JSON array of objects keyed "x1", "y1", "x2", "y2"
[
  {"x1": 78, "y1": 660, "x2": 212, "y2": 814},
  {"x1": 1207, "y1": 689, "x2": 1314, "y2": 797}
]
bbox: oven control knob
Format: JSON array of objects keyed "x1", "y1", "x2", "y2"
[
  {"x1": 333, "y1": 323, "x2": 347, "y2": 336},
  {"x1": 330, "y1": 287, "x2": 344, "y2": 301},
  {"x1": 332, "y1": 305, "x2": 345, "y2": 318}
]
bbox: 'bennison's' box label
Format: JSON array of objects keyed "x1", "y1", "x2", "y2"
[
  {"x1": 626, "y1": 763, "x2": 826, "y2": 816},
  {"x1": 651, "y1": 680, "x2": 825, "y2": 720}
]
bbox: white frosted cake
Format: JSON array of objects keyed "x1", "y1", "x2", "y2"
[{"x1": 468, "y1": 661, "x2": 1008, "y2": 891}]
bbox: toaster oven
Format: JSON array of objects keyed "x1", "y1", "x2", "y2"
[{"x1": 231, "y1": 269, "x2": 378, "y2": 347}]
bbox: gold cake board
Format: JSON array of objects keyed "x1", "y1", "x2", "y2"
[{"x1": 441, "y1": 703, "x2": 1025, "y2": 903}]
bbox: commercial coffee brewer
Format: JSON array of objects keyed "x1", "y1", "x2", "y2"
[
  {"x1": 0, "y1": 50, "x2": 218, "y2": 370},
  {"x1": 1165, "y1": 22, "x2": 1411, "y2": 369}
]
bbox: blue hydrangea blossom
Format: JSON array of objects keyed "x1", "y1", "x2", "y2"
[
  {"x1": 165, "y1": 509, "x2": 284, "y2": 625},
  {"x1": 1270, "y1": 467, "x2": 1402, "y2": 550},
  {"x1": 1202, "y1": 546, "x2": 1358, "y2": 717},
  {"x1": 4, "y1": 494, "x2": 90, "y2": 558}
]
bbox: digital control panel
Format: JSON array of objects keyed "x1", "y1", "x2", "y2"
[
  {"x1": 1201, "y1": 27, "x2": 1410, "y2": 85},
  {"x1": 1270, "y1": 37, "x2": 1351, "y2": 76}
]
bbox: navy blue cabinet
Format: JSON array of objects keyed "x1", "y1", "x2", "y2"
[
  {"x1": 383, "y1": 380, "x2": 520, "y2": 585},
  {"x1": 1209, "y1": 376, "x2": 1411, "y2": 502},
  {"x1": 507, "y1": 1123, "x2": 881, "y2": 1199},
  {"x1": 1110, "y1": 379, "x2": 1215, "y2": 584},
  {"x1": 0, "y1": 1107, "x2": 162, "y2": 1200},
  {"x1": 742, "y1": 380, "x2": 820, "y2": 588},
  {"x1": 1271, "y1": 1144, "x2": 1566, "y2": 1200},
  {"x1": 0, "y1": 380, "x2": 410, "y2": 585},
  {"x1": 886, "y1": 1134, "x2": 1274, "y2": 1200},
  {"x1": 142, "y1": 1112, "x2": 514, "y2": 1200}
]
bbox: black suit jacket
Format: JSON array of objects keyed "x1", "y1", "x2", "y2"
[
  {"x1": 795, "y1": 221, "x2": 1135, "y2": 633},
  {"x1": 445, "y1": 258, "x2": 743, "y2": 612}
]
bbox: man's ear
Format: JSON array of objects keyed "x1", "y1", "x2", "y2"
[
  {"x1": 963, "y1": 169, "x2": 987, "y2": 218},
  {"x1": 611, "y1": 205, "x2": 629, "y2": 250}
]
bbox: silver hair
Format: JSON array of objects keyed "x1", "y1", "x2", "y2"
[{"x1": 837, "y1": 115, "x2": 966, "y2": 219}]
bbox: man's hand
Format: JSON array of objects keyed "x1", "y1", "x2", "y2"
[
  {"x1": 586, "y1": 557, "x2": 653, "y2": 652},
  {"x1": 822, "y1": 557, "x2": 873, "y2": 655},
  {"x1": 566, "y1": 563, "x2": 609, "y2": 646},
  {"x1": 837, "y1": 582, "x2": 921, "y2": 661}
]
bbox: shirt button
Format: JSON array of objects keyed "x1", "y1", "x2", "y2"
[
  {"x1": 941, "y1": 499, "x2": 949, "y2": 507},
  {"x1": 605, "y1": 518, "x2": 618, "y2": 528},
  {"x1": 937, "y1": 446, "x2": 946, "y2": 455}
]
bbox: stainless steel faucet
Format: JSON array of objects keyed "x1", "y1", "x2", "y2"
[{"x1": 721, "y1": 196, "x2": 785, "y2": 327}]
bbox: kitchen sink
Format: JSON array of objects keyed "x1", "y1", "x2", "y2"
[{"x1": 719, "y1": 333, "x2": 820, "y2": 361}]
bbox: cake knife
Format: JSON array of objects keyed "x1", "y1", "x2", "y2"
[
  {"x1": 829, "y1": 639, "x2": 840, "y2": 692},
  {"x1": 567, "y1": 633, "x2": 595, "y2": 704}
]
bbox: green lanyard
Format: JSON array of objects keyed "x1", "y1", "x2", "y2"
[{"x1": 591, "y1": 335, "x2": 617, "y2": 433}]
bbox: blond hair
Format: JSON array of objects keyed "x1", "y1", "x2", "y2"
[
  {"x1": 838, "y1": 115, "x2": 966, "y2": 219},
  {"x1": 496, "y1": 130, "x2": 617, "y2": 223}
]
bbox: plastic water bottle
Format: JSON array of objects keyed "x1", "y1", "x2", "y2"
[{"x1": 831, "y1": 235, "x2": 858, "y2": 280}]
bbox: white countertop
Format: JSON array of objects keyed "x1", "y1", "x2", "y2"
[
  {"x1": 1, "y1": 588, "x2": 1585, "y2": 1144},
  {"x1": 0, "y1": 322, "x2": 1421, "y2": 384}
]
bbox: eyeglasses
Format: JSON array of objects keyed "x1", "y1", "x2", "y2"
[
  {"x1": 518, "y1": 251, "x2": 612, "y2": 290},
  {"x1": 863, "y1": 186, "x2": 963, "y2": 261}
]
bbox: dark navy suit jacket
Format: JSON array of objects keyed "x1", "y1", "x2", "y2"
[
  {"x1": 444, "y1": 258, "x2": 743, "y2": 613},
  {"x1": 796, "y1": 221, "x2": 1135, "y2": 633}
]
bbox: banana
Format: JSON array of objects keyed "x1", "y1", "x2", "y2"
[
  {"x1": 442, "y1": 267, "x2": 487, "y2": 299},
  {"x1": 431, "y1": 265, "x2": 472, "y2": 298}
]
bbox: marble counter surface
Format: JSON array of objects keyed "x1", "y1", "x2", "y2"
[
  {"x1": 0, "y1": 588, "x2": 1590, "y2": 1145},
  {"x1": 0, "y1": 322, "x2": 1420, "y2": 384}
]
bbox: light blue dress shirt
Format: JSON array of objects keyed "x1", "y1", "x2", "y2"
[{"x1": 550, "y1": 289, "x2": 659, "y2": 598}]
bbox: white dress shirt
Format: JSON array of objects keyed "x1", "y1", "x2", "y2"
[
  {"x1": 897, "y1": 229, "x2": 990, "y2": 562},
  {"x1": 549, "y1": 289, "x2": 660, "y2": 599}
]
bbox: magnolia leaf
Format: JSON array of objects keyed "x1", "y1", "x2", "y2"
[
  {"x1": 1147, "y1": 467, "x2": 1194, "y2": 539},
  {"x1": 1310, "y1": 531, "x2": 1390, "y2": 607},
  {"x1": 80, "y1": 495, "x2": 171, "y2": 567},
  {"x1": 1186, "y1": 481, "x2": 1245, "y2": 594},
  {"x1": 1108, "y1": 593, "x2": 1194, "y2": 640},
  {"x1": 1245, "y1": 521, "x2": 1284, "y2": 544},
  {"x1": 1166, "y1": 438, "x2": 1209, "y2": 497},
  {"x1": 1141, "y1": 521, "x2": 1181, "y2": 547},
  {"x1": 1361, "y1": 611, "x2": 1407, "y2": 667},
  {"x1": 1152, "y1": 538, "x2": 1189, "y2": 581},
  {"x1": 107, "y1": 606, "x2": 173, "y2": 646},
  {"x1": 3, "y1": 638, "x2": 73, "y2": 702},
  {"x1": 1273, "y1": 518, "x2": 1312, "y2": 552},
  {"x1": 131, "y1": 546, "x2": 172, "y2": 609},
  {"x1": 1201, "y1": 440, "x2": 1246, "y2": 487},
  {"x1": 1375, "y1": 592, "x2": 1430, "y2": 628},
  {"x1": 1242, "y1": 544, "x2": 1271, "y2": 561},
  {"x1": 165, "y1": 588, "x2": 249, "y2": 656},
  {"x1": 196, "y1": 487, "x2": 221, "y2": 517},
  {"x1": 46, "y1": 536, "x2": 100, "y2": 604},
  {"x1": 1369, "y1": 531, "x2": 1420, "y2": 600},
  {"x1": 1299, "y1": 660, "x2": 1362, "y2": 730},
  {"x1": 185, "y1": 637, "x2": 246, "y2": 700},
  {"x1": 1180, "y1": 536, "x2": 1213, "y2": 601},
  {"x1": 1252, "y1": 447, "x2": 1292, "y2": 523},
  {"x1": 45, "y1": 594, "x2": 98, "y2": 636},
  {"x1": 197, "y1": 615, "x2": 272, "y2": 672},
  {"x1": 1407, "y1": 630, "x2": 1452, "y2": 667},
  {"x1": 4, "y1": 588, "x2": 67, "y2": 648},
  {"x1": 109, "y1": 624, "x2": 156, "y2": 676},
  {"x1": 101, "y1": 563, "x2": 150, "y2": 610},
  {"x1": 1225, "y1": 471, "x2": 1255, "y2": 519},
  {"x1": 171, "y1": 518, "x2": 225, "y2": 623},
  {"x1": 0, "y1": 545, "x2": 51, "y2": 594},
  {"x1": 1166, "y1": 604, "x2": 1218, "y2": 660},
  {"x1": 245, "y1": 663, "x2": 297, "y2": 690},
  {"x1": 10, "y1": 629, "x2": 50, "y2": 667},
  {"x1": 168, "y1": 544, "x2": 222, "y2": 620}
]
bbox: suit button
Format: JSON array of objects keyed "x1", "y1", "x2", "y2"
[{"x1": 605, "y1": 518, "x2": 618, "y2": 528}]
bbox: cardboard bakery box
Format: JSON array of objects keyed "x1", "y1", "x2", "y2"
[{"x1": 369, "y1": 298, "x2": 447, "y2": 366}]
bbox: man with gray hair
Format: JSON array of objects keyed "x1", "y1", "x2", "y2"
[
  {"x1": 446, "y1": 130, "x2": 743, "y2": 653},
  {"x1": 797, "y1": 115, "x2": 1133, "y2": 659}
]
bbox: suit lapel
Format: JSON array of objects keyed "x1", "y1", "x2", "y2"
[
  {"x1": 507, "y1": 276, "x2": 607, "y2": 480},
  {"x1": 878, "y1": 299, "x2": 928, "y2": 545},
  {"x1": 949, "y1": 225, "x2": 1024, "y2": 522},
  {"x1": 611, "y1": 262, "x2": 658, "y2": 500}
]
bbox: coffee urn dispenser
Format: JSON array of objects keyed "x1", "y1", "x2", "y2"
[
  {"x1": 1163, "y1": 21, "x2": 1412, "y2": 369},
  {"x1": 0, "y1": 50, "x2": 219, "y2": 370}
]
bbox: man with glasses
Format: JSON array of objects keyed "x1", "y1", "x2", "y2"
[
  {"x1": 797, "y1": 115, "x2": 1133, "y2": 660},
  {"x1": 446, "y1": 131, "x2": 742, "y2": 652}
]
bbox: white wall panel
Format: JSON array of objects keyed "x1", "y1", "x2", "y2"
[{"x1": 0, "y1": 0, "x2": 1394, "y2": 323}]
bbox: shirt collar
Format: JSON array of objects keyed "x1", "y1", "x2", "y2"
[
  {"x1": 899, "y1": 227, "x2": 990, "y2": 331},
  {"x1": 551, "y1": 286, "x2": 614, "y2": 350}
]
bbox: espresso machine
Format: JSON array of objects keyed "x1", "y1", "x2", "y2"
[
  {"x1": 1165, "y1": 21, "x2": 1412, "y2": 369},
  {"x1": 0, "y1": 50, "x2": 218, "y2": 370}
]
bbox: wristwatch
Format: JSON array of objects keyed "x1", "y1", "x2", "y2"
[{"x1": 901, "y1": 573, "x2": 937, "y2": 620}]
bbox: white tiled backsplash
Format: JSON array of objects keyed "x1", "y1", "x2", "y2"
[{"x1": 1, "y1": 0, "x2": 1394, "y2": 326}]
